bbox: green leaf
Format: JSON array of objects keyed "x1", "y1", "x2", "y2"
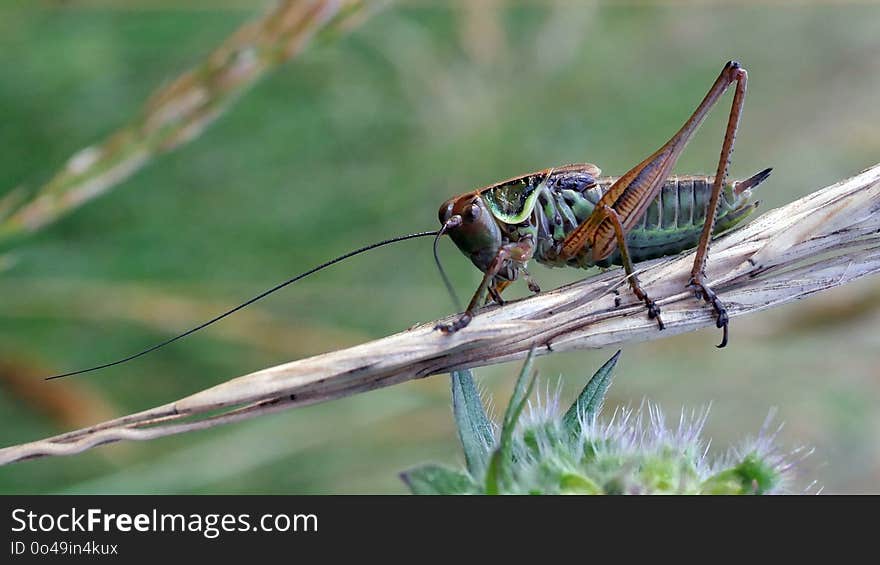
[
  {"x1": 501, "y1": 346, "x2": 539, "y2": 438},
  {"x1": 562, "y1": 350, "x2": 621, "y2": 434},
  {"x1": 484, "y1": 451, "x2": 505, "y2": 495},
  {"x1": 400, "y1": 464, "x2": 476, "y2": 495},
  {"x1": 486, "y1": 346, "x2": 539, "y2": 494},
  {"x1": 451, "y1": 369, "x2": 495, "y2": 476}
]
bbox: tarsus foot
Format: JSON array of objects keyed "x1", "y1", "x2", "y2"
[
  {"x1": 435, "y1": 313, "x2": 472, "y2": 334},
  {"x1": 688, "y1": 277, "x2": 729, "y2": 348},
  {"x1": 644, "y1": 297, "x2": 665, "y2": 331}
]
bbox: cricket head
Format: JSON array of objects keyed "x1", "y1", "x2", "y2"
[{"x1": 438, "y1": 192, "x2": 503, "y2": 272}]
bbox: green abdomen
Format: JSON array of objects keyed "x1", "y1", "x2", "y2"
[
  {"x1": 527, "y1": 173, "x2": 760, "y2": 269},
  {"x1": 607, "y1": 175, "x2": 757, "y2": 265}
]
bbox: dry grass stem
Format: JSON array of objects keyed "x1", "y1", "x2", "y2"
[{"x1": 1, "y1": 162, "x2": 879, "y2": 465}]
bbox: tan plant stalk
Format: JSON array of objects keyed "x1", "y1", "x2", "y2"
[
  {"x1": 1, "y1": 163, "x2": 879, "y2": 465},
  {"x1": 0, "y1": 0, "x2": 381, "y2": 241}
]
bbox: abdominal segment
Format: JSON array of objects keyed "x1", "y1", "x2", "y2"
[{"x1": 521, "y1": 172, "x2": 760, "y2": 269}]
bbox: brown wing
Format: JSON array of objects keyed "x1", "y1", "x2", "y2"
[
  {"x1": 552, "y1": 163, "x2": 602, "y2": 177},
  {"x1": 476, "y1": 163, "x2": 601, "y2": 194}
]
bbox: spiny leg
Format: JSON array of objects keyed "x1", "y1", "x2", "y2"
[
  {"x1": 600, "y1": 204, "x2": 664, "y2": 330},
  {"x1": 436, "y1": 238, "x2": 534, "y2": 333},
  {"x1": 486, "y1": 268, "x2": 539, "y2": 307},
  {"x1": 435, "y1": 250, "x2": 505, "y2": 332},
  {"x1": 688, "y1": 63, "x2": 748, "y2": 348}
]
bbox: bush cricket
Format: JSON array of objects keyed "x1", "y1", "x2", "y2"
[
  {"x1": 436, "y1": 60, "x2": 766, "y2": 347},
  {"x1": 47, "y1": 60, "x2": 767, "y2": 380}
]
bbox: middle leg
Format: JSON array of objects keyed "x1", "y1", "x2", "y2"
[{"x1": 599, "y1": 204, "x2": 664, "y2": 330}]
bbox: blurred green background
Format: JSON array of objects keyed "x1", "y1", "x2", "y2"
[{"x1": 1, "y1": 0, "x2": 879, "y2": 494}]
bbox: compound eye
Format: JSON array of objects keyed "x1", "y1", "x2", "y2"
[
  {"x1": 464, "y1": 202, "x2": 482, "y2": 222},
  {"x1": 438, "y1": 198, "x2": 456, "y2": 225}
]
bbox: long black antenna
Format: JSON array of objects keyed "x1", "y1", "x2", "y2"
[{"x1": 47, "y1": 230, "x2": 439, "y2": 380}]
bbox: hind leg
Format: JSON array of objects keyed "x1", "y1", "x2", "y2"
[{"x1": 687, "y1": 63, "x2": 748, "y2": 348}]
